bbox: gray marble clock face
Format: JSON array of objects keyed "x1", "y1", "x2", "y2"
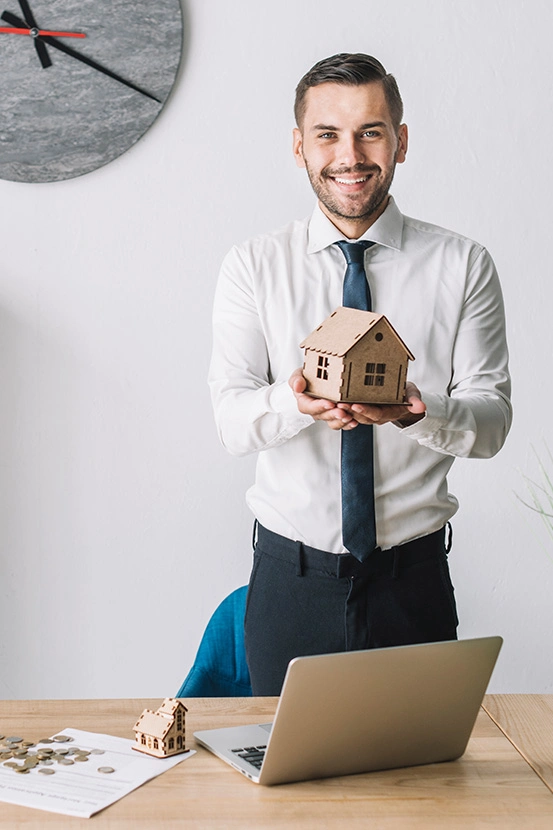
[{"x1": 0, "y1": 0, "x2": 183, "y2": 182}]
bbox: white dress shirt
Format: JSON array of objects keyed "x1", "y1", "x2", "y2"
[{"x1": 209, "y1": 197, "x2": 512, "y2": 553}]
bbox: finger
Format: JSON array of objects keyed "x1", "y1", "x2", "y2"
[
  {"x1": 289, "y1": 370, "x2": 306, "y2": 393},
  {"x1": 321, "y1": 409, "x2": 354, "y2": 424},
  {"x1": 350, "y1": 404, "x2": 411, "y2": 426},
  {"x1": 406, "y1": 395, "x2": 426, "y2": 415},
  {"x1": 325, "y1": 417, "x2": 359, "y2": 431},
  {"x1": 295, "y1": 394, "x2": 338, "y2": 419},
  {"x1": 349, "y1": 403, "x2": 388, "y2": 423},
  {"x1": 404, "y1": 382, "x2": 426, "y2": 412}
]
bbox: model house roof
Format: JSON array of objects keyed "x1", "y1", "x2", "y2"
[
  {"x1": 133, "y1": 698, "x2": 187, "y2": 739},
  {"x1": 134, "y1": 710, "x2": 172, "y2": 739},
  {"x1": 158, "y1": 698, "x2": 187, "y2": 717},
  {"x1": 300, "y1": 306, "x2": 415, "y2": 360}
]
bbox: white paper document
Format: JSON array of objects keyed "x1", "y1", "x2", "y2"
[{"x1": 0, "y1": 727, "x2": 195, "y2": 818}]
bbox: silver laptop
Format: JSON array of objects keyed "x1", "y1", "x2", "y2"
[{"x1": 194, "y1": 636, "x2": 502, "y2": 786}]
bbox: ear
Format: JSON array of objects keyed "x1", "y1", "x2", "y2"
[
  {"x1": 396, "y1": 124, "x2": 408, "y2": 164},
  {"x1": 292, "y1": 127, "x2": 306, "y2": 169}
]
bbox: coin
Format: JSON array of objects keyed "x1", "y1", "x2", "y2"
[
  {"x1": 14, "y1": 768, "x2": 29, "y2": 774},
  {"x1": 90, "y1": 749, "x2": 105, "y2": 755},
  {"x1": 38, "y1": 738, "x2": 54, "y2": 744},
  {"x1": 97, "y1": 766, "x2": 115, "y2": 774},
  {"x1": 56, "y1": 748, "x2": 70, "y2": 756},
  {"x1": 38, "y1": 768, "x2": 55, "y2": 775},
  {"x1": 57, "y1": 758, "x2": 74, "y2": 766},
  {"x1": 53, "y1": 735, "x2": 72, "y2": 743},
  {"x1": 40, "y1": 759, "x2": 53, "y2": 766},
  {"x1": 73, "y1": 756, "x2": 88, "y2": 762},
  {"x1": 5, "y1": 737, "x2": 23, "y2": 744}
]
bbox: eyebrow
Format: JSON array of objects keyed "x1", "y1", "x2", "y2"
[{"x1": 310, "y1": 121, "x2": 387, "y2": 132}]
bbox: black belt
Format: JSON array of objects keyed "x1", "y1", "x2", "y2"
[{"x1": 254, "y1": 523, "x2": 450, "y2": 580}]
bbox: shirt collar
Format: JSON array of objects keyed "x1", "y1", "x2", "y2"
[{"x1": 307, "y1": 195, "x2": 404, "y2": 254}]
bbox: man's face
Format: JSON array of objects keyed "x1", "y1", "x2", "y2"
[{"x1": 293, "y1": 82, "x2": 408, "y2": 236}]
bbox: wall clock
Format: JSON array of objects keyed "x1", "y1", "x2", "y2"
[{"x1": 0, "y1": 0, "x2": 183, "y2": 183}]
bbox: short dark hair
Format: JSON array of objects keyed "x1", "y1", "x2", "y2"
[{"x1": 294, "y1": 53, "x2": 403, "y2": 132}]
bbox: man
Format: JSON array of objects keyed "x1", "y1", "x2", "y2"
[{"x1": 209, "y1": 54, "x2": 511, "y2": 695}]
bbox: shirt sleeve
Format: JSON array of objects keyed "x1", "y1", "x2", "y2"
[
  {"x1": 400, "y1": 246, "x2": 512, "y2": 458},
  {"x1": 208, "y1": 246, "x2": 313, "y2": 457}
]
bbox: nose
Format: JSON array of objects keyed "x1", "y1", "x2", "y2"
[{"x1": 337, "y1": 133, "x2": 366, "y2": 168}]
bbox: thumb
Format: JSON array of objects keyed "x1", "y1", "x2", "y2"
[
  {"x1": 289, "y1": 368, "x2": 307, "y2": 395},
  {"x1": 405, "y1": 382, "x2": 426, "y2": 414}
]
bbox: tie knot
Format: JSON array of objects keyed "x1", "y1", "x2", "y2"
[{"x1": 335, "y1": 240, "x2": 374, "y2": 265}]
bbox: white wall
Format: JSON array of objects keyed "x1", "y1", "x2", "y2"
[{"x1": 1, "y1": 0, "x2": 552, "y2": 699}]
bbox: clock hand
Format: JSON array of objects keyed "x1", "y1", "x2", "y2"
[
  {"x1": 16, "y1": 0, "x2": 51, "y2": 68},
  {"x1": 1, "y1": 9, "x2": 159, "y2": 102},
  {"x1": 40, "y1": 35, "x2": 162, "y2": 103},
  {"x1": 0, "y1": 27, "x2": 86, "y2": 37},
  {"x1": 17, "y1": 0, "x2": 36, "y2": 23},
  {"x1": 1, "y1": 9, "x2": 51, "y2": 66}
]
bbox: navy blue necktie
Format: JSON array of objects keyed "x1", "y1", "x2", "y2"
[{"x1": 335, "y1": 240, "x2": 377, "y2": 561}]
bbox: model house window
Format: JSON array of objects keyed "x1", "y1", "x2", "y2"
[
  {"x1": 365, "y1": 363, "x2": 386, "y2": 386},
  {"x1": 169, "y1": 738, "x2": 174, "y2": 750},
  {"x1": 153, "y1": 738, "x2": 158, "y2": 749},
  {"x1": 317, "y1": 355, "x2": 330, "y2": 380},
  {"x1": 141, "y1": 734, "x2": 146, "y2": 745}
]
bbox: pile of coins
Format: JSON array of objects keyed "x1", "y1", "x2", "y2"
[{"x1": 0, "y1": 734, "x2": 115, "y2": 775}]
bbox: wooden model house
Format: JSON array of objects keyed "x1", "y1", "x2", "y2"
[
  {"x1": 133, "y1": 698, "x2": 188, "y2": 758},
  {"x1": 300, "y1": 306, "x2": 415, "y2": 404}
]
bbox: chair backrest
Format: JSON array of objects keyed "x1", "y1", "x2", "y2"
[{"x1": 175, "y1": 586, "x2": 252, "y2": 697}]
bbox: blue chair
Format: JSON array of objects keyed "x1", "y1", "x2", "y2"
[{"x1": 176, "y1": 586, "x2": 252, "y2": 697}]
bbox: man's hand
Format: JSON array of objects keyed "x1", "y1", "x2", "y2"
[
  {"x1": 289, "y1": 369, "x2": 358, "y2": 430},
  {"x1": 290, "y1": 371, "x2": 426, "y2": 430},
  {"x1": 344, "y1": 381, "x2": 426, "y2": 427}
]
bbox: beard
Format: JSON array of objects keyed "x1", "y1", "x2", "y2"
[{"x1": 304, "y1": 160, "x2": 397, "y2": 225}]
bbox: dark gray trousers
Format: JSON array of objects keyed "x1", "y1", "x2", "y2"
[{"x1": 244, "y1": 524, "x2": 458, "y2": 695}]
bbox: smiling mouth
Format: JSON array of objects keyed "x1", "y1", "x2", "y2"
[{"x1": 332, "y1": 175, "x2": 369, "y2": 185}]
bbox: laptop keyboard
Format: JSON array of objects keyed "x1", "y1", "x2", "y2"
[{"x1": 231, "y1": 745, "x2": 267, "y2": 770}]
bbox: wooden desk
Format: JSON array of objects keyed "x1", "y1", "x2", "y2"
[
  {"x1": 483, "y1": 694, "x2": 553, "y2": 796},
  {"x1": 0, "y1": 696, "x2": 552, "y2": 828}
]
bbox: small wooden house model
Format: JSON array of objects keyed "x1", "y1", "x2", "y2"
[
  {"x1": 133, "y1": 698, "x2": 188, "y2": 758},
  {"x1": 300, "y1": 306, "x2": 415, "y2": 404}
]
